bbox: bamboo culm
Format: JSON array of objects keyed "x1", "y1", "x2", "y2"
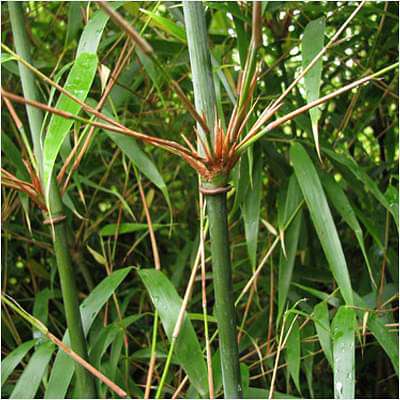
[
  {"x1": 8, "y1": 3, "x2": 96, "y2": 397},
  {"x1": 183, "y1": 1, "x2": 243, "y2": 397},
  {"x1": 206, "y1": 192, "x2": 242, "y2": 398}
]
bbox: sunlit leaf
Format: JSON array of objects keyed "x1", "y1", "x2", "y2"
[{"x1": 332, "y1": 306, "x2": 356, "y2": 399}]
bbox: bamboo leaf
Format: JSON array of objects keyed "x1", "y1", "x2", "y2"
[
  {"x1": 277, "y1": 175, "x2": 303, "y2": 324},
  {"x1": 45, "y1": 267, "x2": 132, "y2": 398},
  {"x1": 332, "y1": 306, "x2": 356, "y2": 399},
  {"x1": 32, "y1": 289, "x2": 52, "y2": 339},
  {"x1": 313, "y1": 301, "x2": 333, "y2": 368},
  {"x1": 42, "y1": 52, "x2": 98, "y2": 197},
  {"x1": 65, "y1": 2, "x2": 83, "y2": 45},
  {"x1": 302, "y1": 324, "x2": 315, "y2": 398},
  {"x1": 242, "y1": 150, "x2": 263, "y2": 269},
  {"x1": 140, "y1": 9, "x2": 186, "y2": 43},
  {"x1": 321, "y1": 173, "x2": 376, "y2": 288},
  {"x1": 1, "y1": 339, "x2": 36, "y2": 386},
  {"x1": 76, "y1": 2, "x2": 123, "y2": 55},
  {"x1": 302, "y1": 17, "x2": 325, "y2": 159},
  {"x1": 291, "y1": 143, "x2": 353, "y2": 305},
  {"x1": 10, "y1": 341, "x2": 55, "y2": 399},
  {"x1": 285, "y1": 315, "x2": 301, "y2": 393},
  {"x1": 138, "y1": 269, "x2": 209, "y2": 396}
]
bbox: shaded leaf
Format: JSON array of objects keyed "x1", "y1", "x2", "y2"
[
  {"x1": 277, "y1": 175, "x2": 303, "y2": 323},
  {"x1": 1, "y1": 339, "x2": 36, "y2": 386},
  {"x1": 291, "y1": 143, "x2": 353, "y2": 305},
  {"x1": 242, "y1": 149, "x2": 263, "y2": 269},
  {"x1": 302, "y1": 17, "x2": 325, "y2": 159},
  {"x1": 285, "y1": 315, "x2": 301, "y2": 393},
  {"x1": 322, "y1": 173, "x2": 376, "y2": 288},
  {"x1": 313, "y1": 301, "x2": 333, "y2": 368}
]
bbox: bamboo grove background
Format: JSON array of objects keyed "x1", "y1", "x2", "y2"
[{"x1": 1, "y1": 1, "x2": 399, "y2": 399}]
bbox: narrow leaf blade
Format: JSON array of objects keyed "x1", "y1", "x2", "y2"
[
  {"x1": 10, "y1": 341, "x2": 55, "y2": 399},
  {"x1": 139, "y1": 269, "x2": 208, "y2": 396},
  {"x1": 291, "y1": 143, "x2": 353, "y2": 305},
  {"x1": 43, "y1": 52, "x2": 98, "y2": 197},
  {"x1": 302, "y1": 17, "x2": 325, "y2": 159},
  {"x1": 332, "y1": 306, "x2": 356, "y2": 399}
]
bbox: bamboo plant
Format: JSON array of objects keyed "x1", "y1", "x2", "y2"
[
  {"x1": 182, "y1": 2, "x2": 244, "y2": 397},
  {"x1": 7, "y1": 3, "x2": 96, "y2": 398},
  {"x1": 1, "y1": 1, "x2": 398, "y2": 398}
]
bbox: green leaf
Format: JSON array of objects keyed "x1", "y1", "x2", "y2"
[
  {"x1": 322, "y1": 173, "x2": 376, "y2": 288},
  {"x1": 313, "y1": 301, "x2": 333, "y2": 368},
  {"x1": 10, "y1": 341, "x2": 55, "y2": 399},
  {"x1": 302, "y1": 324, "x2": 315, "y2": 398},
  {"x1": 99, "y1": 222, "x2": 165, "y2": 237},
  {"x1": 285, "y1": 315, "x2": 301, "y2": 393},
  {"x1": 32, "y1": 289, "x2": 52, "y2": 339},
  {"x1": 138, "y1": 269, "x2": 208, "y2": 396},
  {"x1": 76, "y1": 2, "x2": 123, "y2": 55},
  {"x1": 140, "y1": 9, "x2": 186, "y2": 43},
  {"x1": 302, "y1": 17, "x2": 325, "y2": 159},
  {"x1": 291, "y1": 143, "x2": 353, "y2": 305},
  {"x1": 65, "y1": 2, "x2": 82, "y2": 45},
  {"x1": 332, "y1": 306, "x2": 356, "y2": 399},
  {"x1": 240, "y1": 363, "x2": 250, "y2": 392},
  {"x1": 90, "y1": 315, "x2": 143, "y2": 371},
  {"x1": 242, "y1": 149, "x2": 263, "y2": 269},
  {"x1": 1, "y1": 339, "x2": 36, "y2": 386},
  {"x1": 277, "y1": 175, "x2": 303, "y2": 324},
  {"x1": 45, "y1": 267, "x2": 132, "y2": 398},
  {"x1": 43, "y1": 52, "x2": 98, "y2": 198}
]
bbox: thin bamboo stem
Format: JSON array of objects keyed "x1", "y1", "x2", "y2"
[
  {"x1": 8, "y1": 3, "x2": 96, "y2": 397},
  {"x1": 183, "y1": 2, "x2": 242, "y2": 398},
  {"x1": 206, "y1": 193, "x2": 242, "y2": 398}
]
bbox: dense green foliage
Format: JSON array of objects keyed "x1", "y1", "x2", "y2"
[{"x1": 1, "y1": 1, "x2": 398, "y2": 399}]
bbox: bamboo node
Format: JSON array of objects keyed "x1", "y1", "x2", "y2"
[{"x1": 199, "y1": 185, "x2": 232, "y2": 195}]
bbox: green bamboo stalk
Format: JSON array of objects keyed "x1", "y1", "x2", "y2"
[
  {"x1": 8, "y1": 3, "x2": 96, "y2": 398},
  {"x1": 183, "y1": 2, "x2": 242, "y2": 398}
]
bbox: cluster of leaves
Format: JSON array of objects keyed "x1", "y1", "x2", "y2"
[{"x1": 1, "y1": 1, "x2": 398, "y2": 399}]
